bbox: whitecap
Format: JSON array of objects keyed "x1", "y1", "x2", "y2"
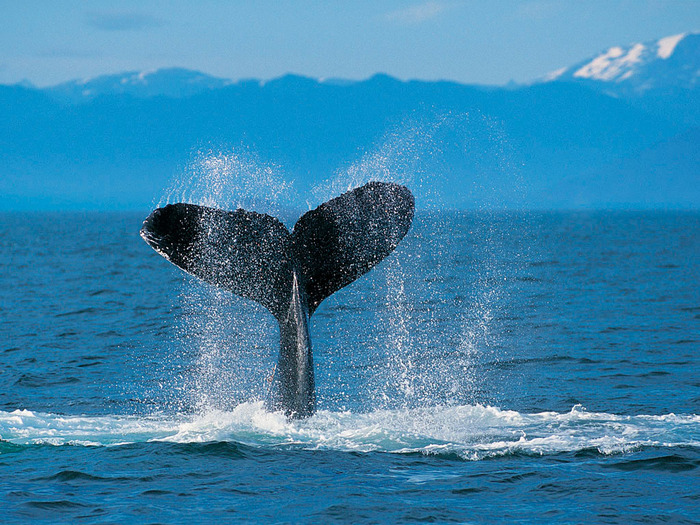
[{"x1": 1, "y1": 404, "x2": 698, "y2": 460}]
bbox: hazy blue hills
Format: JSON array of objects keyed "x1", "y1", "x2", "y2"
[
  {"x1": 1, "y1": 33, "x2": 697, "y2": 210},
  {"x1": 47, "y1": 68, "x2": 234, "y2": 103}
]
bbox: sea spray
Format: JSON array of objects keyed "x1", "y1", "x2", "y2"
[
  {"x1": 156, "y1": 147, "x2": 295, "y2": 412},
  {"x1": 309, "y1": 114, "x2": 525, "y2": 411},
  {"x1": 149, "y1": 111, "x2": 524, "y2": 415},
  {"x1": 311, "y1": 114, "x2": 446, "y2": 209},
  {"x1": 159, "y1": 147, "x2": 296, "y2": 220}
]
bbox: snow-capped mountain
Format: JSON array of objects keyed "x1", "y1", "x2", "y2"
[
  {"x1": 1, "y1": 32, "x2": 698, "y2": 210},
  {"x1": 48, "y1": 67, "x2": 232, "y2": 102},
  {"x1": 545, "y1": 32, "x2": 699, "y2": 96}
]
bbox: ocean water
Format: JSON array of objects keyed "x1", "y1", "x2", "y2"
[{"x1": 0, "y1": 210, "x2": 698, "y2": 523}]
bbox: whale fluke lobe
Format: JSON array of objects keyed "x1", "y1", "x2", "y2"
[
  {"x1": 141, "y1": 204, "x2": 294, "y2": 319},
  {"x1": 292, "y1": 181, "x2": 415, "y2": 315},
  {"x1": 141, "y1": 181, "x2": 414, "y2": 418}
]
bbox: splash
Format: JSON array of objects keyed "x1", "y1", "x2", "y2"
[
  {"x1": 154, "y1": 147, "x2": 295, "y2": 413},
  {"x1": 311, "y1": 114, "x2": 444, "y2": 209},
  {"x1": 159, "y1": 147, "x2": 296, "y2": 218},
  {"x1": 312, "y1": 111, "x2": 522, "y2": 211},
  {"x1": 311, "y1": 115, "x2": 524, "y2": 410},
  {"x1": 175, "y1": 284, "x2": 277, "y2": 413},
  {"x1": 148, "y1": 117, "x2": 524, "y2": 415},
  {"x1": 2, "y1": 405, "x2": 698, "y2": 460}
]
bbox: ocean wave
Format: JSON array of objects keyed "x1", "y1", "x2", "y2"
[{"x1": 1, "y1": 404, "x2": 698, "y2": 460}]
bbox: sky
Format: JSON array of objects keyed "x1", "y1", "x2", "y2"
[{"x1": 2, "y1": 0, "x2": 699, "y2": 87}]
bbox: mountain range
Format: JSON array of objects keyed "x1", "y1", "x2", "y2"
[{"x1": 1, "y1": 32, "x2": 697, "y2": 210}]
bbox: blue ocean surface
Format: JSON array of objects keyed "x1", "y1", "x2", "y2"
[{"x1": 0, "y1": 210, "x2": 698, "y2": 523}]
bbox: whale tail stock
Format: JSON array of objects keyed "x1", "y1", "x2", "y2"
[{"x1": 140, "y1": 181, "x2": 415, "y2": 417}]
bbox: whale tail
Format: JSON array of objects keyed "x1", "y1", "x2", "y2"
[
  {"x1": 141, "y1": 181, "x2": 414, "y2": 418},
  {"x1": 140, "y1": 181, "x2": 415, "y2": 322}
]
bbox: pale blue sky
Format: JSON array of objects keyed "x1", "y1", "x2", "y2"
[{"x1": 2, "y1": 0, "x2": 698, "y2": 87}]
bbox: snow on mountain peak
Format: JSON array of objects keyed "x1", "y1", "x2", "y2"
[
  {"x1": 541, "y1": 31, "x2": 698, "y2": 93},
  {"x1": 657, "y1": 33, "x2": 686, "y2": 59},
  {"x1": 542, "y1": 67, "x2": 567, "y2": 82},
  {"x1": 47, "y1": 68, "x2": 233, "y2": 102},
  {"x1": 573, "y1": 43, "x2": 645, "y2": 81}
]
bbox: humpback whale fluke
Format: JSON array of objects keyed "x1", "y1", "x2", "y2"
[{"x1": 141, "y1": 181, "x2": 414, "y2": 418}]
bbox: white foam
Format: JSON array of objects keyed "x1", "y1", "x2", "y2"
[{"x1": 1, "y1": 404, "x2": 698, "y2": 459}]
